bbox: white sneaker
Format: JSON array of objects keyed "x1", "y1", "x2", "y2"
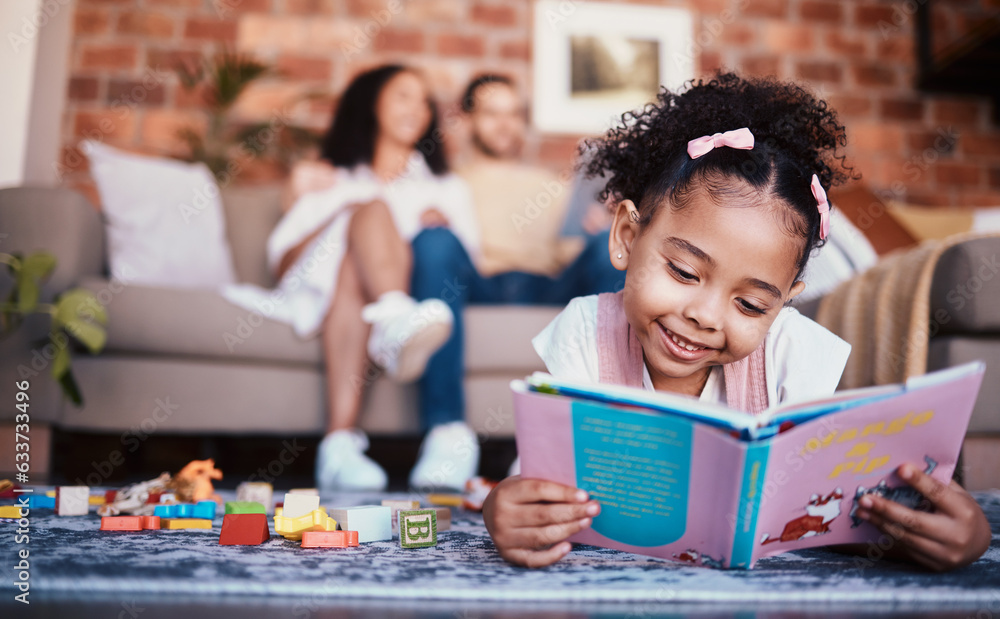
[
  {"x1": 361, "y1": 291, "x2": 453, "y2": 382},
  {"x1": 315, "y1": 429, "x2": 388, "y2": 491},
  {"x1": 409, "y1": 421, "x2": 480, "y2": 492}
]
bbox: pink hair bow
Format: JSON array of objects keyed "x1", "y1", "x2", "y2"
[
  {"x1": 686, "y1": 127, "x2": 755, "y2": 159},
  {"x1": 811, "y1": 173, "x2": 830, "y2": 240}
]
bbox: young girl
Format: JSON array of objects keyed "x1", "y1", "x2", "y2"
[{"x1": 483, "y1": 73, "x2": 991, "y2": 571}]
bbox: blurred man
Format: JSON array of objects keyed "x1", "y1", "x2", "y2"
[{"x1": 406, "y1": 75, "x2": 620, "y2": 491}]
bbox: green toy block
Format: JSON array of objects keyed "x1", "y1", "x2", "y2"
[
  {"x1": 398, "y1": 509, "x2": 437, "y2": 549},
  {"x1": 224, "y1": 501, "x2": 266, "y2": 515}
]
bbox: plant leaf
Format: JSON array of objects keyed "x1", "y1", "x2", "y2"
[
  {"x1": 21, "y1": 252, "x2": 56, "y2": 281},
  {"x1": 62, "y1": 318, "x2": 105, "y2": 353},
  {"x1": 58, "y1": 367, "x2": 83, "y2": 406},
  {"x1": 51, "y1": 335, "x2": 70, "y2": 379},
  {"x1": 55, "y1": 289, "x2": 107, "y2": 326},
  {"x1": 16, "y1": 272, "x2": 38, "y2": 313}
]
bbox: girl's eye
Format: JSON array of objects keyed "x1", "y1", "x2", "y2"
[
  {"x1": 668, "y1": 262, "x2": 698, "y2": 282},
  {"x1": 738, "y1": 299, "x2": 767, "y2": 316}
]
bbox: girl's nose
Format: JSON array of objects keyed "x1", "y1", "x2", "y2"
[{"x1": 682, "y1": 291, "x2": 723, "y2": 332}]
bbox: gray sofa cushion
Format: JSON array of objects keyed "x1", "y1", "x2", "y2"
[
  {"x1": 927, "y1": 336, "x2": 1000, "y2": 433},
  {"x1": 929, "y1": 237, "x2": 1000, "y2": 334},
  {"x1": 82, "y1": 275, "x2": 559, "y2": 371},
  {"x1": 221, "y1": 185, "x2": 283, "y2": 289}
]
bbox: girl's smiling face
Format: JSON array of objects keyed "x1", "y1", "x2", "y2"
[{"x1": 609, "y1": 180, "x2": 807, "y2": 396}]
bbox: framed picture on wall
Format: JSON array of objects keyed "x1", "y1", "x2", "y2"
[{"x1": 532, "y1": 0, "x2": 694, "y2": 135}]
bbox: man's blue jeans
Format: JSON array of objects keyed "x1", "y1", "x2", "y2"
[{"x1": 410, "y1": 228, "x2": 624, "y2": 430}]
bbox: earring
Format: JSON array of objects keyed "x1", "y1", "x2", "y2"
[{"x1": 617, "y1": 252, "x2": 623, "y2": 259}]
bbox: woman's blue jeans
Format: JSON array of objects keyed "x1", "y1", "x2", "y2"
[{"x1": 409, "y1": 227, "x2": 623, "y2": 430}]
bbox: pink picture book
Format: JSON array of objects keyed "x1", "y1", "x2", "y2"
[{"x1": 511, "y1": 361, "x2": 985, "y2": 569}]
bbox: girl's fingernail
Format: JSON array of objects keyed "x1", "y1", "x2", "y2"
[
  {"x1": 561, "y1": 542, "x2": 572, "y2": 553},
  {"x1": 856, "y1": 509, "x2": 869, "y2": 520},
  {"x1": 579, "y1": 517, "x2": 591, "y2": 527},
  {"x1": 898, "y1": 464, "x2": 913, "y2": 479},
  {"x1": 575, "y1": 490, "x2": 588, "y2": 502},
  {"x1": 859, "y1": 495, "x2": 873, "y2": 508},
  {"x1": 586, "y1": 503, "x2": 599, "y2": 516}
]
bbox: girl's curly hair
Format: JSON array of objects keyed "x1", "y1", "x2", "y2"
[{"x1": 581, "y1": 71, "x2": 856, "y2": 279}]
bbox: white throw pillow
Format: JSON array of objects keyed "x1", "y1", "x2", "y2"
[{"x1": 82, "y1": 140, "x2": 237, "y2": 289}]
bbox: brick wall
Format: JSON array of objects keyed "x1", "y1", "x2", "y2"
[{"x1": 62, "y1": 0, "x2": 1000, "y2": 208}]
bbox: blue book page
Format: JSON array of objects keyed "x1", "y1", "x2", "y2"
[{"x1": 571, "y1": 401, "x2": 693, "y2": 547}]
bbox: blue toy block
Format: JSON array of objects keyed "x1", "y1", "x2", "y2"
[
  {"x1": 154, "y1": 503, "x2": 198, "y2": 518},
  {"x1": 192, "y1": 501, "x2": 216, "y2": 519},
  {"x1": 27, "y1": 495, "x2": 56, "y2": 509}
]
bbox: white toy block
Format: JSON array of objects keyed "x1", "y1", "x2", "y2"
[
  {"x1": 328, "y1": 505, "x2": 391, "y2": 543},
  {"x1": 282, "y1": 493, "x2": 319, "y2": 519},
  {"x1": 236, "y1": 482, "x2": 273, "y2": 511},
  {"x1": 56, "y1": 486, "x2": 90, "y2": 516},
  {"x1": 288, "y1": 488, "x2": 319, "y2": 495}
]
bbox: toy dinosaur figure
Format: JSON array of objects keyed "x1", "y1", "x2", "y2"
[{"x1": 169, "y1": 459, "x2": 223, "y2": 504}]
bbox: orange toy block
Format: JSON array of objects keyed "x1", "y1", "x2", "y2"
[
  {"x1": 219, "y1": 513, "x2": 270, "y2": 546},
  {"x1": 141, "y1": 516, "x2": 161, "y2": 530},
  {"x1": 100, "y1": 516, "x2": 142, "y2": 531},
  {"x1": 301, "y1": 530, "x2": 359, "y2": 548}
]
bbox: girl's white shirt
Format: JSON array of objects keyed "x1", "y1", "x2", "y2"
[{"x1": 532, "y1": 295, "x2": 852, "y2": 408}]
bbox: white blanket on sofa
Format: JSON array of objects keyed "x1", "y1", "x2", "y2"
[{"x1": 221, "y1": 154, "x2": 480, "y2": 338}]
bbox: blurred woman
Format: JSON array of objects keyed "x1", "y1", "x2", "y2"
[{"x1": 224, "y1": 65, "x2": 480, "y2": 491}]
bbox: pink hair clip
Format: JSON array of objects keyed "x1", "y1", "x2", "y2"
[
  {"x1": 811, "y1": 174, "x2": 830, "y2": 240},
  {"x1": 686, "y1": 127, "x2": 755, "y2": 159}
]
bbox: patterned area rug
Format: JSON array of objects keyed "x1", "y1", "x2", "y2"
[{"x1": 3, "y1": 490, "x2": 1000, "y2": 605}]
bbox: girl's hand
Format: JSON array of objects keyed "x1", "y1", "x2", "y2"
[
  {"x1": 853, "y1": 462, "x2": 992, "y2": 571},
  {"x1": 483, "y1": 475, "x2": 601, "y2": 568},
  {"x1": 420, "y1": 208, "x2": 450, "y2": 228}
]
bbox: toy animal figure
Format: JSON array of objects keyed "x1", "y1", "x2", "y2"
[
  {"x1": 760, "y1": 487, "x2": 844, "y2": 545},
  {"x1": 168, "y1": 459, "x2": 223, "y2": 504},
  {"x1": 97, "y1": 473, "x2": 171, "y2": 517},
  {"x1": 849, "y1": 456, "x2": 937, "y2": 528}
]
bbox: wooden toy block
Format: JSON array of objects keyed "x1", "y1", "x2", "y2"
[
  {"x1": 288, "y1": 488, "x2": 319, "y2": 495},
  {"x1": 191, "y1": 500, "x2": 216, "y2": 519},
  {"x1": 26, "y1": 495, "x2": 55, "y2": 509},
  {"x1": 161, "y1": 518, "x2": 212, "y2": 530},
  {"x1": 225, "y1": 501, "x2": 266, "y2": 515},
  {"x1": 426, "y1": 493, "x2": 463, "y2": 507},
  {"x1": 433, "y1": 506, "x2": 452, "y2": 532},
  {"x1": 273, "y1": 508, "x2": 337, "y2": 541},
  {"x1": 0, "y1": 505, "x2": 25, "y2": 518},
  {"x1": 328, "y1": 505, "x2": 391, "y2": 543},
  {"x1": 219, "y1": 513, "x2": 270, "y2": 545},
  {"x1": 89, "y1": 495, "x2": 106, "y2": 506},
  {"x1": 281, "y1": 493, "x2": 319, "y2": 519},
  {"x1": 100, "y1": 516, "x2": 143, "y2": 531},
  {"x1": 398, "y1": 509, "x2": 437, "y2": 549},
  {"x1": 104, "y1": 490, "x2": 117, "y2": 504},
  {"x1": 56, "y1": 486, "x2": 90, "y2": 516},
  {"x1": 236, "y1": 482, "x2": 273, "y2": 509},
  {"x1": 45, "y1": 490, "x2": 56, "y2": 497},
  {"x1": 141, "y1": 515, "x2": 161, "y2": 530},
  {"x1": 382, "y1": 499, "x2": 420, "y2": 531},
  {"x1": 301, "y1": 531, "x2": 350, "y2": 548}
]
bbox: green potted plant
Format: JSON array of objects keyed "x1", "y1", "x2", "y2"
[{"x1": 1, "y1": 251, "x2": 107, "y2": 405}]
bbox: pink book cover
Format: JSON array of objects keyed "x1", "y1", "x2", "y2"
[{"x1": 512, "y1": 362, "x2": 985, "y2": 569}]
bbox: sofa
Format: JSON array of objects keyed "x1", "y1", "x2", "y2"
[
  {"x1": 0, "y1": 186, "x2": 558, "y2": 472},
  {"x1": 2, "y1": 185, "x2": 999, "y2": 488}
]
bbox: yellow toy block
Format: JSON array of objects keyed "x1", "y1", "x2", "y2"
[
  {"x1": 275, "y1": 506, "x2": 282, "y2": 517},
  {"x1": 0, "y1": 505, "x2": 25, "y2": 519},
  {"x1": 45, "y1": 491, "x2": 56, "y2": 497},
  {"x1": 89, "y1": 496, "x2": 106, "y2": 506},
  {"x1": 162, "y1": 518, "x2": 212, "y2": 530},
  {"x1": 273, "y1": 507, "x2": 337, "y2": 541},
  {"x1": 426, "y1": 494, "x2": 463, "y2": 507}
]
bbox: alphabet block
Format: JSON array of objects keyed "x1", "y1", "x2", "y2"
[
  {"x1": 398, "y1": 509, "x2": 437, "y2": 549},
  {"x1": 236, "y1": 482, "x2": 273, "y2": 510},
  {"x1": 328, "y1": 505, "x2": 391, "y2": 543},
  {"x1": 56, "y1": 486, "x2": 90, "y2": 516}
]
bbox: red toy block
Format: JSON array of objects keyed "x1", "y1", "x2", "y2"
[
  {"x1": 101, "y1": 516, "x2": 142, "y2": 531},
  {"x1": 300, "y1": 530, "x2": 360, "y2": 548},
  {"x1": 218, "y1": 513, "x2": 269, "y2": 546},
  {"x1": 141, "y1": 515, "x2": 161, "y2": 530},
  {"x1": 104, "y1": 490, "x2": 117, "y2": 504},
  {"x1": 146, "y1": 492, "x2": 162, "y2": 504}
]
